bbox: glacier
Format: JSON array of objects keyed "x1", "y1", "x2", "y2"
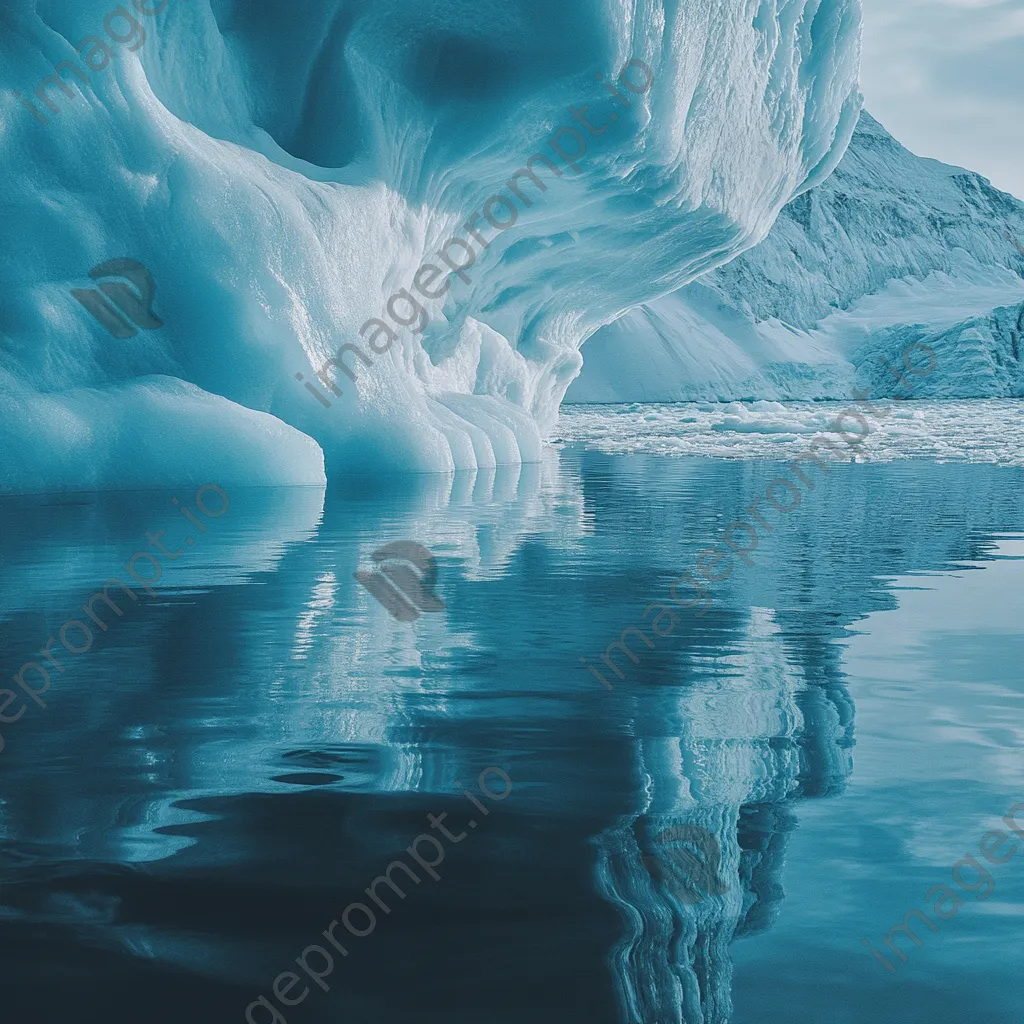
[
  {"x1": 569, "y1": 111, "x2": 1024, "y2": 403},
  {"x1": 0, "y1": 0, "x2": 862, "y2": 492}
]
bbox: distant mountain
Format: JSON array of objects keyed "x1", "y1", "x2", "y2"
[{"x1": 569, "y1": 112, "x2": 1024, "y2": 403}]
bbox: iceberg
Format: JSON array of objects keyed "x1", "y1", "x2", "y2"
[{"x1": 0, "y1": 0, "x2": 861, "y2": 491}]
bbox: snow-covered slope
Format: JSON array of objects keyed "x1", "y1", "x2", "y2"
[
  {"x1": 569, "y1": 112, "x2": 1024, "y2": 403},
  {"x1": 0, "y1": 0, "x2": 861, "y2": 492}
]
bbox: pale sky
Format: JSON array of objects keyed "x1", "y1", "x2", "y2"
[{"x1": 860, "y1": 0, "x2": 1024, "y2": 199}]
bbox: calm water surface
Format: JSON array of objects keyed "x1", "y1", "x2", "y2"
[{"x1": 0, "y1": 450, "x2": 1022, "y2": 1023}]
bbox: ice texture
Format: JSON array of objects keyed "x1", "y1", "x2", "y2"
[
  {"x1": 570, "y1": 112, "x2": 1024, "y2": 403},
  {"x1": 0, "y1": 0, "x2": 861, "y2": 491},
  {"x1": 556, "y1": 399, "x2": 1024, "y2": 465}
]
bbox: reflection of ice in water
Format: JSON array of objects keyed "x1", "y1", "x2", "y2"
[
  {"x1": 0, "y1": 455, "x2": 588, "y2": 866},
  {"x1": 292, "y1": 572, "x2": 340, "y2": 659},
  {"x1": 1, "y1": 453, "x2": 1021, "y2": 1018},
  {"x1": 597, "y1": 608, "x2": 853, "y2": 1024}
]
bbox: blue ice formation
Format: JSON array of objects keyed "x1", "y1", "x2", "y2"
[
  {"x1": 0, "y1": 0, "x2": 862, "y2": 492},
  {"x1": 570, "y1": 112, "x2": 1024, "y2": 404}
]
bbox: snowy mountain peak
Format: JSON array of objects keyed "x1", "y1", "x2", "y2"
[{"x1": 569, "y1": 110, "x2": 1024, "y2": 404}]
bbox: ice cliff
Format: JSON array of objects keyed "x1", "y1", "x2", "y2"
[
  {"x1": 0, "y1": 0, "x2": 861, "y2": 492},
  {"x1": 569, "y1": 111, "x2": 1024, "y2": 403}
]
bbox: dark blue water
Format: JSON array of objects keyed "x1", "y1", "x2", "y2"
[{"x1": 1, "y1": 450, "x2": 1022, "y2": 1023}]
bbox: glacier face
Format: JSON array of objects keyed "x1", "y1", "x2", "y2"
[
  {"x1": 569, "y1": 112, "x2": 1024, "y2": 403},
  {"x1": 0, "y1": 0, "x2": 861, "y2": 492}
]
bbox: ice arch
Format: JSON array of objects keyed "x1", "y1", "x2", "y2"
[{"x1": 0, "y1": 0, "x2": 861, "y2": 492}]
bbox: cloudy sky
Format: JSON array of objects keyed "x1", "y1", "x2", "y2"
[{"x1": 860, "y1": 0, "x2": 1024, "y2": 198}]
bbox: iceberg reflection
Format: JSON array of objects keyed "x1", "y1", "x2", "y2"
[{"x1": 0, "y1": 453, "x2": 1021, "y2": 1022}]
